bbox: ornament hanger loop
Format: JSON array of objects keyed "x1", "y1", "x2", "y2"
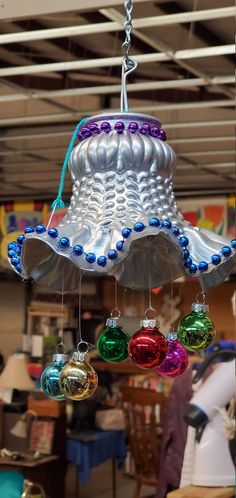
[
  {"x1": 77, "y1": 341, "x2": 89, "y2": 354},
  {"x1": 120, "y1": 0, "x2": 137, "y2": 112},
  {"x1": 110, "y1": 307, "x2": 121, "y2": 319},
  {"x1": 56, "y1": 342, "x2": 65, "y2": 354},
  {"x1": 144, "y1": 306, "x2": 157, "y2": 320},
  {"x1": 196, "y1": 290, "x2": 206, "y2": 304}
]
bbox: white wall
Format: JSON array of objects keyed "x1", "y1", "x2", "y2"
[{"x1": 0, "y1": 281, "x2": 25, "y2": 358}]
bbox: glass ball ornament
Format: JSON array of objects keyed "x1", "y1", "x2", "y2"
[
  {"x1": 128, "y1": 318, "x2": 168, "y2": 369},
  {"x1": 41, "y1": 352, "x2": 68, "y2": 400},
  {"x1": 156, "y1": 332, "x2": 189, "y2": 378},
  {"x1": 97, "y1": 316, "x2": 129, "y2": 363},
  {"x1": 59, "y1": 343, "x2": 98, "y2": 400},
  {"x1": 177, "y1": 302, "x2": 215, "y2": 352}
]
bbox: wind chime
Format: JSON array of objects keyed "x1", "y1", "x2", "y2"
[{"x1": 8, "y1": 0, "x2": 236, "y2": 400}]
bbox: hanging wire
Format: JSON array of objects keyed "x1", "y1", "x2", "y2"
[
  {"x1": 57, "y1": 269, "x2": 65, "y2": 353},
  {"x1": 170, "y1": 281, "x2": 174, "y2": 331},
  {"x1": 110, "y1": 279, "x2": 121, "y2": 318},
  {"x1": 120, "y1": 0, "x2": 137, "y2": 112},
  {"x1": 77, "y1": 271, "x2": 83, "y2": 345}
]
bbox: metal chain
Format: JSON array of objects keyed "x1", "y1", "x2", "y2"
[
  {"x1": 122, "y1": 0, "x2": 133, "y2": 57},
  {"x1": 120, "y1": 0, "x2": 137, "y2": 112}
]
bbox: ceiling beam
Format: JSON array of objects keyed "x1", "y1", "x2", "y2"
[
  {"x1": 0, "y1": 75, "x2": 234, "y2": 105},
  {"x1": 0, "y1": 0, "x2": 144, "y2": 21},
  {"x1": 0, "y1": 44, "x2": 233, "y2": 78},
  {"x1": 0, "y1": 7, "x2": 234, "y2": 44},
  {"x1": 101, "y1": 7, "x2": 234, "y2": 100}
]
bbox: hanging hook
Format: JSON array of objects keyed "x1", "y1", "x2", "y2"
[
  {"x1": 196, "y1": 290, "x2": 206, "y2": 304},
  {"x1": 120, "y1": 0, "x2": 137, "y2": 112}
]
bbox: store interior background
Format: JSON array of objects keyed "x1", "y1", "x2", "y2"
[{"x1": 0, "y1": 0, "x2": 235, "y2": 497}]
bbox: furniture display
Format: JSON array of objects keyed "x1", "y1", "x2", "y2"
[
  {"x1": 0, "y1": 455, "x2": 60, "y2": 498},
  {"x1": 121, "y1": 386, "x2": 166, "y2": 498},
  {"x1": 67, "y1": 429, "x2": 127, "y2": 497}
]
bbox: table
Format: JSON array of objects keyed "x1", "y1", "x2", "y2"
[
  {"x1": 0, "y1": 455, "x2": 65, "y2": 498},
  {"x1": 67, "y1": 430, "x2": 127, "y2": 497},
  {"x1": 167, "y1": 486, "x2": 235, "y2": 498}
]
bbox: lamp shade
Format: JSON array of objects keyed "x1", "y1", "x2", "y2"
[
  {"x1": 0, "y1": 354, "x2": 35, "y2": 391},
  {"x1": 10, "y1": 419, "x2": 27, "y2": 438}
]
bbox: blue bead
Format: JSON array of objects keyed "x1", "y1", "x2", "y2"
[
  {"x1": 8, "y1": 250, "x2": 16, "y2": 258},
  {"x1": 8, "y1": 242, "x2": 17, "y2": 251},
  {"x1": 161, "y1": 219, "x2": 172, "y2": 229},
  {"x1": 73, "y1": 245, "x2": 84, "y2": 256},
  {"x1": 16, "y1": 265, "x2": 22, "y2": 273},
  {"x1": 189, "y1": 264, "x2": 197, "y2": 274},
  {"x1": 15, "y1": 245, "x2": 22, "y2": 256},
  {"x1": 221, "y1": 246, "x2": 232, "y2": 258},
  {"x1": 121, "y1": 228, "x2": 132, "y2": 239},
  {"x1": 231, "y1": 239, "x2": 236, "y2": 249},
  {"x1": 48, "y1": 228, "x2": 58, "y2": 238},
  {"x1": 211, "y1": 254, "x2": 221, "y2": 265},
  {"x1": 17, "y1": 235, "x2": 25, "y2": 245},
  {"x1": 198, "y1": 261, "x2": 209, "y2": 272},
  {"x1": 97, "y1": 256, "x2": 107, "y2": 267},
  {"x1": 108, "y1": 250, "x2": 118, "y2": 260},
  {"x1": 149, "y1": 217, "x2": 160, "y2": 227},
  {"x1": 59, "y1": 237, "x2": 70, "y2": 249},
  {"x1": 172, "y1": 226, "x2": 180, "y2": 236},
  {"x1": 116, "y1": 240, "x2": 124, "y2": 251},
  {"x1": 24, "y1": 227, "x2": 35, "y2": 234},
  {"x1": 184, "y1": 258, "x2": 192, "y2": 268},
  {"x1": 178, "y1": 236, "x2": 189, "y2": 247},
  {"x1": 86, "y1": 253, "x2": 96, "y2": 264},
  {"x1": 183, "y1": 249, "x2": 190, "y2": 260},
  {"x1": 11, "y1": 256, "x2": 20, "y2": 267},
  {"x1": 36, "y1": 224, "x2": 46, "y2": 234},
  {"x1": 134, "y1": 222, "x2": 145, "y2": 232}
]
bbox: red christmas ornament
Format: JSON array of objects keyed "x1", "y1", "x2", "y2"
[{"x1": 128, "y1": 318, "x2": 168, "y2": 369}]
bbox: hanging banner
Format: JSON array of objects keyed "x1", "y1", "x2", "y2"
[
  {"x1": 0, "y1": 201, "x2": 48, "y2": 266},
  {"x1": 179, "y1": 197, "x2": 227, "y2": 236}
]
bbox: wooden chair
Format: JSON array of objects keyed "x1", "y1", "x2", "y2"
[{"x1": 120, "y1": 386, "x2": 166, "y2": 498}]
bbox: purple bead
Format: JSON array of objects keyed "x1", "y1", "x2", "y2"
[
  {"x1": 89, "y1": 123, "x2": 100, "y2": 135},
  {"x1": 128, "y1": 122, "x2": 138, "y2": 133},
  {"x1": 80, "y1": 127, "x2": 91, "y2": 139},
  {"x1": 140, "y1": 123, "x2": 151, "y2": 135},
  {"x1": 151, "y1": 126, "x2": 161, "y2": 138},
  {"x1": 156, "y1": 338, "x2": 188, "y2": 378},
  {"x1": 157, "y1": 129, "x2": 167, "y2": 141},
  {"x1": 100, "y1": 122, "x2": 111, "y2": 133},
  {"x1": 78, "y1": 132, "x2": 83, "y2": 140},
  {"x1": 115, "y1": 122, "x2": 125, "y2": 134}
]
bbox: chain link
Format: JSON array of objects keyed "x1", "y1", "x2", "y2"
[
  {"x1": 120, "y1": 0, "x2": 137, "y2": 112},
  {"x1": 122, "y1": 0, "x2": 133, "y2": 57}
]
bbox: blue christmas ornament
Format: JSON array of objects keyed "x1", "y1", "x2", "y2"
[{"x1": 41, "y1": 353, "x2": 68, "y2": 400}]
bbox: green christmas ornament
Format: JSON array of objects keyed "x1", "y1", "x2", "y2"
[
  {"x1": 97, "y1": 316, "x2": 129, "y2": 363},
  {"x1": 177, "y1": 302, "x2": 215, "y2": 352}
]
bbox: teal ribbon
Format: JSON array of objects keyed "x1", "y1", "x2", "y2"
[{"x1": 51, "y1": 117, "x2": 88, "y2": 209}]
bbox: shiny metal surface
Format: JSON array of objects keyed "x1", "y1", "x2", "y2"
[{"x1": 9, "y1": 112, "x2": 236, "y2": 292}]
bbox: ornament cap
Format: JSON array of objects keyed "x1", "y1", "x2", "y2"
[
  {"x1": 166, "y1": 332, "x2": 177, "y2": 341},
  {"x1": 52, "y1": 353, "x2": 68, "y2": 362},
  {"x1": 140, "y1": 318, "x2": 157, "y2": 328},
  {"x1": 106, "y1": 317, "x2": 119, "y2": 327},
  {"x1": 72, "y1": 351, "x2": 86, "y2": 362},
  {"x1": 192, "y1": 302, "x2": 209, "y2": 313}
]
